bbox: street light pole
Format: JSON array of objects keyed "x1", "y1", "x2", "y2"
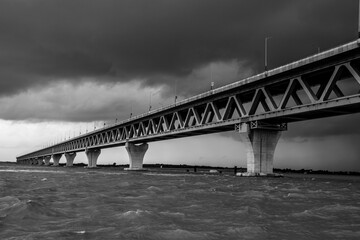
[
  {"x1": 130, "y1": 101, "x2": 133, "y2": 118},
  {"x1": 149, "y1": 92, "x2": 152, "y2": 111},
  {"x1": 358, "y1": 0, "x2": 360, "y2": 38},
  {"x1": 265, "y1": 37, "x2": 272, "y2": 72},
  {"x1": 174, "y1": 79, "x2": 178, "y2": 104},
  {"x1": 149, "y1": 90, "x2": 160, "y2": 111}
]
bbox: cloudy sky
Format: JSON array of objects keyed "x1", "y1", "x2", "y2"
[{"x1": 1, "y1": 0, "x2": 360, "y2": 171}]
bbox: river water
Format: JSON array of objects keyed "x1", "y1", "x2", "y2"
[{"x1": 1, "y1": 164, "x2": 360, "y2": 240}]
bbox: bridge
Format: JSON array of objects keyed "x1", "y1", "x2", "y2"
[{"x1": 17, "y1": 39, "x2": 360, "y2": 175}]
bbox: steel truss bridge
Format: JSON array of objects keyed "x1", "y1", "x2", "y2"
[{"x1": 17, "y1": 40, "x2": 360, "y2": 174}]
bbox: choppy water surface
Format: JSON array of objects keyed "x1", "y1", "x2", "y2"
[{"x1": 1, "y1": 165, "x2": 360, "y2": 240}]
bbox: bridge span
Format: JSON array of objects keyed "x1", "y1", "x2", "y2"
[{"x1": 17, "y1": 40, "x2": 360, "y2": 175}]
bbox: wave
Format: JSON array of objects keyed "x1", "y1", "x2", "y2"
[
  {"x1": 241, "y1": 190, "x2": 265, "y2": 199},
  {"x1": 292, "y1": 204, "x2": 360, "y2": 220},
  {"x1": 194, "y1": 182, "x2": 207, "y2": 186},
  {"x1": 0, "y1": 180, "x2": 6, "y2": 188},
  {"x1": 0, "y1": 196, "x2": 66, "y2": 220},
  {"x1": 117, "y1": 181, "x2": 130, "y2": 187},
  {"x1": 0, "y1": 169, "x2": 66, "y2": 174},
  {"x1": 155, "y1": 229, "x2": 208, "y2": 240},
  {"x1": 147, "y1": 186, "x2": 163, "y2": 192},
  {"x1": 116, "y1": 209, "x2": 152, "y2": 219},
  {"x1": 315, "y1": 204, "x2": 360, "y2": 213},
  {"x1": 284, "y1": 193, "x2": 308, "y2": 198},
  {"x1": 92, "y1": 172, "x2": 128, "y2": 176},
  {"x1": 325, "y1": 229, "x2": 360, "y2": 238},
  {"x1": 0, "y1": 196, "x2": 23, "y2": 218},
  {"x1": 160, "y1": 211, "x2": 185, "y2": 218},
  {"x1": 292, "y1": 209, "x2": 334, "y2": 220},
  {"x1": 143, "y1": 173, "x2": 200, "y2": 177},
  {"x1": 226, "y1": 226, "x2": 265, "y2": 238},
  {"x1": 234, "y1": 206, "x2": 264, "y2": 217}
]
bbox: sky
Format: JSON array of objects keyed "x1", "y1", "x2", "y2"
[{"x1": 1, "y1": 0, "x2": 360, "y2": 171}]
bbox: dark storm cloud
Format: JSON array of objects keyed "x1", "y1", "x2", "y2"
[
  {"x1": 283, "y1": 113, "x2": 360, "y2": 139},
  {"x1": 0, "y1": 0, "x2": 357, "y2": 97},
  {"x1": 1, "y1": 0, "x2": 360, "y2": 140}
]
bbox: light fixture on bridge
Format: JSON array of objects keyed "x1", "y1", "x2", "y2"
[
  {"x1": 149, "y1": 90, "x2": 161, "y2": 112},
  {"x1": 265, "y1": 36, "x2": 272, "y2": 72}
]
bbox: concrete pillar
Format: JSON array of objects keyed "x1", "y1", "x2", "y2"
[
  {"x1": 239, "y1": 125, "x2": 281, "y2": 175},
  {"x1": 52, "y1": 154, "x2": 62, "y2": 167},
  {"x1": 37, "y1": 158, "x2": 44, "y2": 165},
  {"x1": 44, "y1": 156, "x2": 51, "y2": 166},
  {"x1": 65, "y1": 152, "x2": 76, "y2": 167},
  {"x1": 125, "y1": 142, "x2": 148, "y2": 170},
  {"x1": 85, "y1": 149, "x2": 101, "y2": 168}
]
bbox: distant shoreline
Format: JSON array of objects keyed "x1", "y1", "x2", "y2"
[{"x1": 1, "y1": 161, "x2": 359, "y2": 176}]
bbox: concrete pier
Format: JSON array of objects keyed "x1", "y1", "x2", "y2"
[
  {"x1": 44, "y1": 156, "x2": 51, "y2": 166},
  {"x1": 125, "y1": 142, "x2": 148, "y2": 170},
  {"x1": 65, "y1": 152, "x2": 76, "y2": 167},
  {"x1": 52, "y1": 154, "x2": 62, "y2": 166},
  {"x1": 238, "y1": 124, "x2": 282, "y2": 175},
  {"x1": 85, "y1": 149, "x2": 101, "y2": 168}
]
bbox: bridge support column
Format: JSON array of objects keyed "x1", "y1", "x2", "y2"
[
  {"x1": 52, "y1": 154, "x2": 62, "y2": 166},
  {"x1": 65, "y1": 152, "x2": 76, "y2": 167},
  {"x1": 37, "y1": 158, "x2": 44, "y2": 165},
  {"x1": 85, "y1": 149, "x2": 101, "y2": 168},
  {"x1": 125, "y1": 142, "x2": 148, "y2": 170},
  {"x1": 44, "y1": 156, "x2": 51, "y2": 166},
  {"x1": 237, "y1": 122, "x2": 286, "y2": 176}
]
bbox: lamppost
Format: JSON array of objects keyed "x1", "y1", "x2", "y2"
[
  {"x1": 149, "y1": 90, "x2": 161, "y2": 111},
  {"x1": 174, "y1": 79, "x2": 178, "y2": 104},
  {"x1": 130, "y1": 101, "x2": 133, "y2": 118},
  {"x1": 265, "y1": 36, "x2": 272, "y2": 72},
  {"x1": 358, "y1": 0, "x2": 360, "y2": 38}
]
